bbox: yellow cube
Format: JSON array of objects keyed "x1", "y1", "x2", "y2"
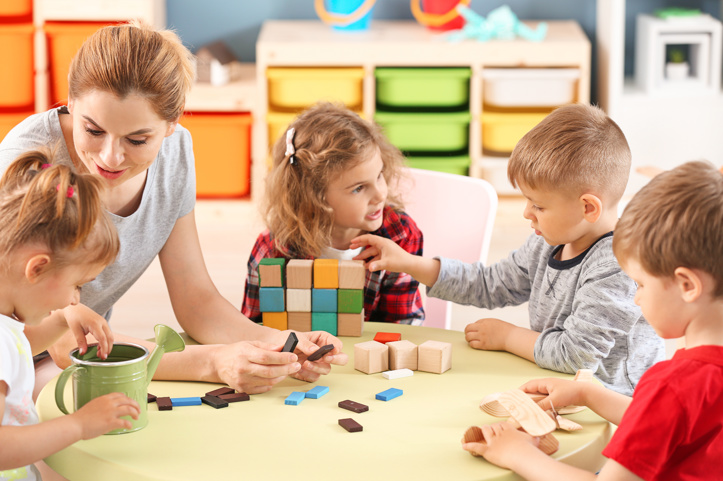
[
  {"x1": 262, "y1": 311, "x2": 288, "y2": 331},
  {"x1": 313, "y1": 259, "x2": 339, "y2": 289}
]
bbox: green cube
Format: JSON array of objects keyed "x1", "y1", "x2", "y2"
[
  {"x1": 311, "y1": 312, "x2": 337, "y2": 336},
  {"x1": 338, "y1": 289, "x2": 363, "y2": 314}
]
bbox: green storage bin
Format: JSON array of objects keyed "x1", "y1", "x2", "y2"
[
  {"x1": 407, "y1": 156, "x2": 470, "y2": 176},
  {"x1": 375, "y1": 111, "x2": 470, "y2": 152},
  {"x1": 375, "y1": 67, "x2": 471, "y2": 108}
]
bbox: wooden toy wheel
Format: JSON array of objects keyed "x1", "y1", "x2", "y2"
[
  {"x1": 410, "y1": 0, "x2": 471, "y2": 27},
  {"x1": 315, "y1": 0, "x2": 377, "y2": 26}
]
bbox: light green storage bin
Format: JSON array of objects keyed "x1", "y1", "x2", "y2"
[
  {"x1": 407, "y1": 156, "x2": 470, "y2": 176},
  {"x1": 375, "y1": 111, "x2": 470, "y2": 152},
  {"x1": 375, "y1": 68, "x2": 471, "y2": 108}
]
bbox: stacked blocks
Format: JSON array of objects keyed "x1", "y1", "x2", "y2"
[
  {"x1": 259, "y1": 258, "x2": 365, "y2": 336},
  {"x1": 354, "y1": 336, "x2": 452, "y2": 375}
]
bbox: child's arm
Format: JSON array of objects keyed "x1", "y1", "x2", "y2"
[
  {"x1": 351, "y1": 233, "x2": 441, "y2": 287},
  {"x1": 23, "y1": 306, "x2": 113, "y2": 359},
  {"x1": 0, "y1": 383, "x2": 139, "y2": 470},
  {"x1": 465, "y1": 318, "x2": 539, "y2": 362}
]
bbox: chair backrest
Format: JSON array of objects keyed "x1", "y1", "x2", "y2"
[{"x1": 400, "y1": 168, "x2": 498, "y2": 329}]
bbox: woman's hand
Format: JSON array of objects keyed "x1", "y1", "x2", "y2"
[{"x1": 291, "y1": 330, "x2": 348, "y2": 382}]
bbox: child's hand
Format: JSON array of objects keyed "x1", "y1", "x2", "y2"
[
  {"x1": 462, "y1": 422, "x2": 540, "y2": 469},
  {"x1": 520, "y1": 378, "x2": 585, "y2": 411},
  {"x1": 72, "y1": 392, "x2": 140, "y2": 439},
  {"x1": 464, "y1": 318, "x2": 513, "y2": 351},
  {"x1": 63, "y1": 304, "x2": 113, "y2": 359},
  {"x1": 350, "y1": 234, "x2": 411, "y2": 273}
]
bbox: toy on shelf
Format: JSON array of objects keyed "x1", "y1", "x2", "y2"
[
  {"x1": 446, "y1": 5, "x2": 547, "y2": 43},
  {"x1": 195, "y1": 40, "x2": 243, "y2": 87},
  {"x1": 410, "y1": 0, "x2": 470, "y2": 31},
  {"x1": 314, "y1": 0, "x2": 376, "y2": 31},
  {"x1": 258, "y1": 258, "x2": 365, "y2": 336}
]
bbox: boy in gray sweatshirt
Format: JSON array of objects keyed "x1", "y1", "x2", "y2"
[{"x1": 351, "y1": 104, "x2": 665, "y2": 395}]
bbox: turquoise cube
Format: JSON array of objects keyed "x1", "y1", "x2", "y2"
[
  {"x1": 259, "y1": 287, "x2": 284, "y2": 312},
  {"x1": 338, "y1": 289, "x2": 363, "y2": 313},
  {"x1": 312, "y1": 312, "x2": 337, "y2": 336},
  {"x1": 312, "y1": 289, "x2": 337, "y2": 313}
]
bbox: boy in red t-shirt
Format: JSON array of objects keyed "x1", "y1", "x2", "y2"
[{"x1": 462, "y1": 160, "x2": 723, "y2": 480}]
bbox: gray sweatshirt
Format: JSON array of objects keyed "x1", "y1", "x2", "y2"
[{"x1": 428, "y1": 233, "x2": 665, "y2": 395}]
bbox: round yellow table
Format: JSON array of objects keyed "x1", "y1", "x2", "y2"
[{"x1": 37, "y1": 323, "x2": 611, "y2": 480}]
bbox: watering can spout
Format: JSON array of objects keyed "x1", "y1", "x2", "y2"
[{"x1": 146, "y1": 324, "x2": 185, "y2": 386}]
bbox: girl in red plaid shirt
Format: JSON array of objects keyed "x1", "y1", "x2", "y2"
[{"x1": 242, "y1": 103, "x2": 424, "y2": 325}]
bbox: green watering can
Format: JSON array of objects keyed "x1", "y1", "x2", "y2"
[{"x1": 55, "y1": 324, "x2": 185, "y2": 434}]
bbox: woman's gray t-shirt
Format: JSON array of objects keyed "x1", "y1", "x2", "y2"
[{"x1": 0, "y1": 108, "x2": 196, "y2": 319}]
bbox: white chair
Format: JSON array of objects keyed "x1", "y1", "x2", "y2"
[{"x1": 400, "y1": 168, "x2": 498, "y2": 329}]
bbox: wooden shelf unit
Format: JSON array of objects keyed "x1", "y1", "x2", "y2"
[{"x1": 254, "y1": 20, "x2": 590, "y2": 201}]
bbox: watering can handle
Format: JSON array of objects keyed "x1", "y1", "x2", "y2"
[
  {"x1": 315, "y1": 0, "x2": 376, "y2": 27},
  {"x1": 410, "y1": 0, "x2": 470, "y2": 27},
  {"x1": 55, "y1": 364, "x2": 82, "y2": 415}
]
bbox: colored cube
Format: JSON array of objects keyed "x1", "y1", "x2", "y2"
[
  {"x1": 259, "y1": 258, "x2": 285, "y2": 287},
  {"x1": 354, "y1": 340, "x2": 388, "y2": 374},
  {"x1": 376, "y1": 388, "x2": 403, "y2": 401},
  {"x1": 314, "y1": 259, "x2": 339, "y2": 289},
  {"x1": 337, "y1": 289, "x2": 363, "y2": 313},
  {"x1": 387, "y1": 340, "x2": 418, "y2": 371},
  {"x1": 312, "y1": 289, "x2": 337, "y2": 312},
  {"x1": 287, "y1": 288, "x2": 312, "y2": 312},
  {"x1": 418, "y1": 340, "x2": 452, "y2": 374},
  {"x1": 285, "y1": 392, "x2": 306, "y2": 406},
  {"x1": 312, "y1": 312, "x2": 337, "y2": 336},
  {"x1": 259, "y1": 287, "x2": 284, "y2": 312},
  {"x1": 288, "y1": 312, "x2": 312, "y2": 332},
  {"x1": 262, "y1": 311, "x2": 288, "y2": 331},
  {"x1": 339, "y1": 260, "x2": 366, "y2": 289},
  {"x1": 287, "y1": 259, "x2": 313, "y2": 289},
  {"x1": 374, "y1": 332, "x2": 401, "y2": 344},
  {"x1": 338, "y1": 310, "x2": 364, "y2": 337}
]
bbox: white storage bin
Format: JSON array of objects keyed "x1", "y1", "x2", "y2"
[
  {"x1": 478, "y1": 156, "x2": 519, "y2": 195},
  {"x1": 482, "y1": 68, "x2": 580, "y2": 107}
]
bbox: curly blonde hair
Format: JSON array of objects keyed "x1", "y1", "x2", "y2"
[{"x1": 263, "y1": 103, "x2": 407, "y2": 258}]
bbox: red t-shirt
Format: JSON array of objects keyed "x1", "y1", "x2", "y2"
[{"x1": 603, "y1": 345, "x2": 723, "y2": 480}]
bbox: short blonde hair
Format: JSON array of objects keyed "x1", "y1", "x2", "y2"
[
  {"x1": 68, "y1": 20, "x2": 195, "y2": 122},
  {"x1": 263, "y1": 102, "x2": 407, "y2": 258},
  {"x1": 613, "y1": 160, "x2": 723, "y2": 298},
  {"x1": 508, "y1": 104, "x2": 631, "y2": 202}
]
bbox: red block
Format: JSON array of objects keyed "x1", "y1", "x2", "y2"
[{"x1": 373, "y1": 332, "x2": 402, "y2": 344}]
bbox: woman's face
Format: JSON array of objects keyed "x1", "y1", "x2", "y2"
[{"x1": 68, "y1": 91, "x2": 177, "y2": 188}]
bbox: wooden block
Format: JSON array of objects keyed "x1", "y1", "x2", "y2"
[
  {"x1": 218, "y1": 392, "x2": 250, "y2": 403},
  {"x1": 311, "y1": 312, "x2": 337, "y2": 336},
  {"x1": 312, "y1": 288, "x2": 337, "y2": 312},
  {"x1": 387, "y1": 340, "x2": 418, "y2": 371},
  {"x1": 307, "y1": 344, "x2": 334, "y2": 362},
  {"x1": 171, "y1": 397, "x2": 202, "y2": 407},
  {"x1": 205, "y1": 387, "x2": 235, "y2": 398},
  {"x1": 284, "y1": 391, "x2": 306, "y2": 405},
  {"x1": 338, "y1": 259, "x2": 365, "y2": 289},
  {"x1": 463, "y1": 426, "x2": 484, "y2": 444},
  {"x1": 259, "y1": 258, "x2": 285, "y2": 287},
  {"x1": 375, "y1": 388, "x2": 403, "y2": 401},
  {"x1": 338, "y1": 399, "x2": 369, "y2": 413},
  {"x1": 147, "y1": 393, "x2": 157, "y2": 403},
  {"x1": 382, "y1": 368, "x2": 414, "y2": 380},
  {"x1": 287, "y1": 259, "x2": 313, "y2": 289},
  {"x1": 201, "y1": 395, "x2": 229, "y2": 409},
  {"x1": 259, "y1": 287, "x2": 284, "y2": 312},
  {"x1": 418, "y1": 340, "x2": 452, "y2": 374},
  {"x1": 337, "y1": 310, "x2": 364, "y2": 337},
  {"x1": 337, "y1": 289, "x2": 363, "y2": 313},
  {"x1": 314, "y1": 258, "x2": 339, "y2": 289},
  {"x1": 354, "y1": 340, "x2": 388, "y2": 374},
  {"x1": 286, "y1": 288, "x2": 311, "y2": 312},
  {"x1": 339, "y1": 418, "x2": 363, "y2": 432},
  {"x1": 281, "y1": 332, "x2": 298, "y2": 353},
  {"x1": 287, "y1": 311, "x2": 311, "y2": 332},
  {"x1": 156, "y1": 397, "x2": 172, "y2": 411},
  {"x1": 480, "y1": 392, "x2": 547, "y2": 418},
  {"x1": 262, "y1": 311, "x2": 288, "y2": 331},
  {"x1": 497, "y1": 389, "x2": 556, "y2": 437},
  {"x1": 373, "y1": 332, "x2": 401, "y2": 344},
  {"x1": 305, "y1": 386, "x2": 329, "y2": 399}
]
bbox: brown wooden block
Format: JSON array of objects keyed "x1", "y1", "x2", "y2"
[
  {"x1": 201, "y1": 395, "x2": 229, "y2": 409},
  {"x1": 339, "y1": 418, "x2": 363, "y2": 432},
  {"x1": 313, "y1": 258, "x2": 338, "y2": 289},
  {"x1": 354, "y1": 340, "x2": 388, "y2": 374},
  {"x1": 387, "y1": 340, "x2": 418, "y2": 370},
  {"x1": 286, "y1": 259, "x2": 313, "y2": 289},
  {"x1": 147, "y1": 393, "x2": 157, "y2": 403},
  {"x1": 218, "y1": 392, "x2": 250, "y2": 403},
  {"x1": 307, "y1": 343, "x2": 334, "y2": 362},
  {"x1": 463, "y1": 425, "x2": 484, "y2": 444},
  {"x1": 259, "y1": 264, "x2": 283, "y2": 287},
  {"x1": 338, "y1": 399, "x2": 368, "y2": 413},
  {"x1": 418, "y1": 340, "x2": 452, "y2": 374},
  {"x1": 337, "y1": 310, "x2": 364, "y2": 337},
  {"x1": 206, "y1": 387, "x2": 235, "y2": 398},
  {"x1": 338, "y1": 260, "x2": 365, "y2": 289},
  {"x1": 156, "y1": 397, "x2": 172, "y2": 411},
  {"x1": 287, "y1": 311, "x2": 312, "y2": 332},
  {"x1": 262, "y1": 311, "x2": 288, "y2": 330}
]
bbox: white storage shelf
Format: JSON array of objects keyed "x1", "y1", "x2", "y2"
[{"x1": 254, "y1": 20, "x2": 590, "y2": 202}]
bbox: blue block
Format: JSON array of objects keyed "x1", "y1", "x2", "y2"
[
  {"x1": 171, "y1": 397, "x2": 202, "y2": 407},
  {"x1": 259, "y1": 287, "x2": 285, "y2": 312},
  {"x1": 312, "y1": 289, "x2": 337, "y2": 312},
  {"x1": 311, "y1": 312, "x2": 337, "y2": 336},
  {"x1": 305, "y1": 386, "x2": 330, "y2": 399},
  {"x1": 376, "y1": 388, "x2": 403, "y2": 401},
  {"x1": 285, "y1": 391, "x2": 306, "y2": 406}
]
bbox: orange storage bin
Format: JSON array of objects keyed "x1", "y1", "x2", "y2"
[
  {"x1": 181, "y1": 112, "x2": 252, "y2": 198},
  {"x1": 0, "y1": 24, "x2": 34, "y2": 109},
  {"x1": 0, "y1": 112, "x2": 32, "y2": 143},
  {"x1": 44, "y1": 22, "x2": 114, "y2": 106},
  {"x1": 0, "y1": 0, "x2": 32, "y2": 22}
]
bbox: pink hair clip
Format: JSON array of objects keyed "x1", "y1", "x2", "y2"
[
  {"x1": 41, "y1": 163, "x2": 51, "y2": 169},
  {"x1": 285, "y1": 128, "x2": 296, "y2": 165},
  {"x1": 56, "y1": 184, "x2": 74, "y2": 198}
]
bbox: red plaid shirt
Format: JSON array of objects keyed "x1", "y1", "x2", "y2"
[{"x1": 242, "y1": 206, "x2": 424, "y2": 325}]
